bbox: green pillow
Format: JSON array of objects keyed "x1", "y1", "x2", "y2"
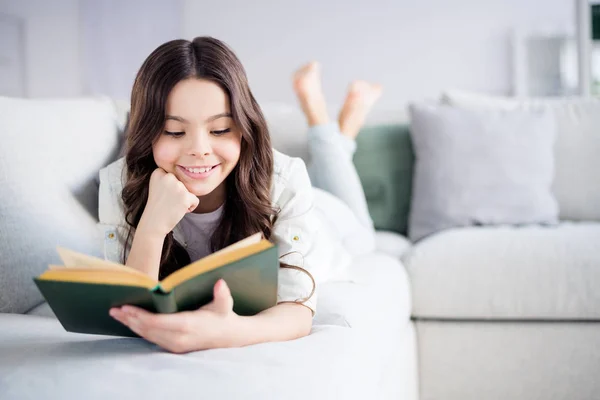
[{"x1": 353, "y1": 124, "x2": 414, "y2": 235}]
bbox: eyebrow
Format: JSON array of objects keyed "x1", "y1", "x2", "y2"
[{"x1": 165, "y1": 112, "x2": 232, "y2": 123}]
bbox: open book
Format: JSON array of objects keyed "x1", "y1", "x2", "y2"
[{"x1": 33, "y1": 233, "x2": 279, "y2": 337}]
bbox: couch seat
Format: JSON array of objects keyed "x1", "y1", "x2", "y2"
[
  {"x1": 406, "y1": 222, "x2": 600, "y2": 320},
  {"x1": 1, "y1": 251, "x2": 415, "y2": 400}
]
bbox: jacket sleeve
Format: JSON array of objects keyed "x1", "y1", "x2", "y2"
[
  {"x1": 97, "y1": 157, "x2": 131, "y2": 264},
  {"x1": 271, "y1": 156, "x2": 326, "y2": 316}
]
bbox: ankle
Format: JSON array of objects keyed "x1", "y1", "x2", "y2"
[
  {"x1": 307, "y1": 109, "x2": 330, "y2": 127},
  {"x1": 299, "y1": 95, "x2": 329, "y2": 127}
]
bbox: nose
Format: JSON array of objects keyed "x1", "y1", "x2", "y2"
[{"x1": 187, "y1": 129, "x2": 212, "y2": 156}]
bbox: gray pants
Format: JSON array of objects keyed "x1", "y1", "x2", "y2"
[{"x1": 306, "y1": 123, "x2": 375, "y2": 256}]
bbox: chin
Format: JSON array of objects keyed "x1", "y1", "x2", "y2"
[{"x1": 185, "y1": 184, "x2": 216, "y2": 197}]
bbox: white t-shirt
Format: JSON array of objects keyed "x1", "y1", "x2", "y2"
[{"x1": 177, "y1": 203, "x2": 224, "y2": 262}]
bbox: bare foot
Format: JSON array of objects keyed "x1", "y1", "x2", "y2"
[
  {"x1": 338, "y1": 81, "x2": 383, "y2": 139},
  {"x1": 292, "y1": 61, "x2": 329, "y2": 126}
]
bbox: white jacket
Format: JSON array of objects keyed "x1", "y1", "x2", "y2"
[{"x1": 98, "y1": 149, "x2": 333, "y2": 314}]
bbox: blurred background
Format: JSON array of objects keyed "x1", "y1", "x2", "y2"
[{"x1": 0, "y1": 0, "x2": 598, "y2": 110}]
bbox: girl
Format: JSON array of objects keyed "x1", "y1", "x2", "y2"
[{"x1": 99, "y1": 37, "x2": 382, "y2": 353}]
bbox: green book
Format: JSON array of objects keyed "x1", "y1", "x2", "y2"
[{"x1": 33, "y1": 233, "x2": 279, "y2": 338}]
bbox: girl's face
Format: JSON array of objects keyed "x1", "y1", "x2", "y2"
[{"x1": 153, "y1": 78, "x2": 242, "y2": 210}]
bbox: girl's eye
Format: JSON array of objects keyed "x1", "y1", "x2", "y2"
[
  {"x1": 164, "y1": 131, "x2": 184, "y2": 137},
  {"x1": 211, "y1": 128, "x2": 231, "y2": 136}
]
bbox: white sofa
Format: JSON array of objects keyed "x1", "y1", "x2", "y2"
[
  {"x1": 0, "y1": 97, "x2": 418, "y2": 400},
  {"x1": 2, "y1": 93, "x2": 598, "y2": 400},
  {"x1": 406, "y1": 92, "x2": 600, "y2": 400}
]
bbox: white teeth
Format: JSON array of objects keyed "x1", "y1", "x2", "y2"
[{"x1": 186, "y1": 166, "x2": 212, "y2": 174}]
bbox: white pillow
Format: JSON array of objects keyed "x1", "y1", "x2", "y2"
[
  {"x1": 0, "y1": 96, "x2": 122, "y2": 313},
  {"x1": 441, "y1": 90, "x2": 600, "y2": 221},
  {"x1": 408, "y1": 102, "x2": 558, "y2": 241}
]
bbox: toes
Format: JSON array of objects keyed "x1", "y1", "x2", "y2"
[
  {"x1": 293, "y1": 61, "x2": 323, "y2": 97},
  {"x1": 346, "y1": 80, "x2": 383, "y2": 105},
  {"x1": 293, "y1": 61, "x2": 320, "y2": 80},
  {"x1": 305, "y1": 61, "x2": 319, "y2": 73},
  {"x1": 348, "y1": 80, "x2": 367, "y2": 94}
]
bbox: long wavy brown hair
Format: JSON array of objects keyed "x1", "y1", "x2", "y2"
[{"x1": 122, "y1": 37, "x2": 277, "y2": 280}]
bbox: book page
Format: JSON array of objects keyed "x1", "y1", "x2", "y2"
[
  {"x1": 49, "y1": 233, "x2": 265, "y2": 290},
  {"x1": 56, "y1": 247, "x2": 150, "y2": 278},
  {"x1": 39, "y1": 267, "x2": 157, "y2": 288}
]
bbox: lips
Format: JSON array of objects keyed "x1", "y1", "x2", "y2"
[{"x1": 177, "y1": 164, "x2": 220, "y2": 180}]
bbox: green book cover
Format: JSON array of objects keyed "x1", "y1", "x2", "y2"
[{"x1": 33, "y1": 236, "x2": 279, "y2": 338}]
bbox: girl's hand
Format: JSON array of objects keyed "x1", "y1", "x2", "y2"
[
  {"x1": 138, "y1": 168, "x2": 199, "y2": 238},
  {"x1": 109, "y1": 279, "x2": 237, "y2": 353}
]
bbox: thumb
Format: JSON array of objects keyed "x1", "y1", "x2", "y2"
[
  {"x1": 187, "y1": 195, "x2": 200, "y2": 213},
  {"x1": 210, "y1": 279, "x2": 234, "y2": 314}
]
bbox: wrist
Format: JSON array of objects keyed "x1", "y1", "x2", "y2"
[
  {"x1": 216, "y1": 314, "x2": 250, "y2": 348},
  {"x1": 136, "y1": 216, "x2": 169, "y2": 240}
]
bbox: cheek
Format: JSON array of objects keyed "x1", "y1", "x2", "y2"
[
  {"x1": 152, "y1": 137, "x2": 180, "y2": 169},
  {"x1": 216, "y1": 137, "x2": 242, "y2": 165}
]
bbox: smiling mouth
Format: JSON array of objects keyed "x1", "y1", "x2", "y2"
[
  {"x1": 181, "y1": 165, "x2": 217, "y2": 174},
  {"x1": 177, "y1": 164, "x2": 220, "y2": 180}
]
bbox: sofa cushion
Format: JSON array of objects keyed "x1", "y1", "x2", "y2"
[
  {"x1": 354, "y1": 124, "x2": 414, "y2": 235},
  {"x1": 0, "y1": 314, "x2": 414, "y2": 400},
  {"x1": 407, "y1": 102, "x2": 558, "y2": 241},
  {"x1": 315, "y1": 251, "x2": 412, "y2": 328},
  {"x1": 0, "y1": 96, "x2": 123, "y2": 314},
  {"x1": 405, "y1": 222, "x2": 600, "y2": 320},
  {"x1": 442, "y1": 91, "x2": 600, "y2": 222}
]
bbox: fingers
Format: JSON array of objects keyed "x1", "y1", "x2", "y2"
[
  {"x1": 110, "y1": 306, "x2": 186, "y2": 333},
  {"x1": 170, "y1": 173, "x2": 199, "y2": 213},
  {"x1": 187, "y1": 194, "x2": 200, "y2": 213},
  {"x1": 152, "y1": 167, "x2": 168, "y2": 177},
  {"x1": 129, "y1": 320, "x2": 191, "y2": 353},
  {"x1": 150, "y1": 167, "x2": 200, "y2": 215},
  {"x1": 149, "y1": 168, "x2": 167, "y2": 184},
  {"x1": 110, "y1": 306, "x2": 206, "y2": 353},
  {"x1": 202, "y1": 279, "x2": 234, "y2": 314}
]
